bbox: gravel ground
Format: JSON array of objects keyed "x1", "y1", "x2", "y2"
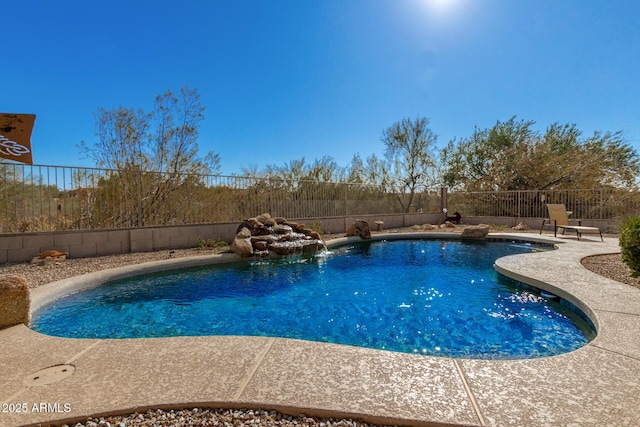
[
  {"x1": 62, "y1": 408, "x2": 397, "y2": 427},
  {"x1": 1, "y1": 230, "x2": 637, "y2": 426},
  {"x1": 581, "y1": 253, "x2": 640, "y2": 289},
  {"x1": 0, "y1": 247, "x2": 227, "y2": 289}
]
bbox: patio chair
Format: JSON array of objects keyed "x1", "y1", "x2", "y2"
[{"x1": 539, "y1": 204, "x2": 603, "y2": 241}]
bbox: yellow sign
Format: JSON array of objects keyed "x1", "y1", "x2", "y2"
[{"x1": 0, "y1": 113, "x2": 36, "y2": 165}]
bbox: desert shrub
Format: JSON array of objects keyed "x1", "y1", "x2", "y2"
[
  {"x1": 197, "y1": 237, "x2": 228, "y2": 249},
  {"x1": 307, "y1": 221, "x2": 324, "y2": 234},
  {"x1": 16, "y1": 215, "x2": 72, "y2": 232},
  {"x1": 619, "y1": 216, "x2": 640, "y2": 277}
]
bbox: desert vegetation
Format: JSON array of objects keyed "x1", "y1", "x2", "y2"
[{"x1": 2, "y1": 88, "x2": 639, "y2": 232}]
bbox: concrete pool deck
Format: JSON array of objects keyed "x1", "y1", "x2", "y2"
[{"x1": 0, "y1": 233, "x2": 639, "y2": 427}]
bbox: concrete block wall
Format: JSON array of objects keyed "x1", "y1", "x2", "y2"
[{"x1": 0, "y1": 222, "x2": 239, "y2": 264}]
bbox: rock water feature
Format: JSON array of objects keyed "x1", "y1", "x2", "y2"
[{"x1": 230, "y1": 213, "x2": 326, "y2": 257}]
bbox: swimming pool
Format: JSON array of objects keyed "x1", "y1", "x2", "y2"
[{"x1": 31, "y1": 239, "x2": 595, "y2": 359}]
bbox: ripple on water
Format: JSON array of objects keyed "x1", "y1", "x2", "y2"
[{"x1": 31, "y1": 239, "x2": 595, "y2": 359}]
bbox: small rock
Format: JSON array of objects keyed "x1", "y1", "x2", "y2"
[
  {"x1": 37, "y1": 250, "x2": 68, "y2": 259},
  {"x1": 236, "y1": 219, "x2": 262, "y2": 234},
  {"x1": 256, "y1": 212, "x2": 271, "y2": 224},
  {"x1": 308, "y1": 231, "x2": 321, "y2": 240},
  {"x1": 30, "y1": 256, "x2": 44, "y2": 265},
  {"x1": 253, "y1": 240, "x2": 268, "y2": 251},
  {"x1": 272, "y1": 224, "x2": 293, "y2": 234},
  {"x1": 413, "y1": 224, "x2": 436, "y2": 231}
]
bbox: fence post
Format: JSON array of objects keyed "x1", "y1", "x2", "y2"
[
  {"x1": 440, "y1": 187, "x2": 448, "y2": 213},
  {"x1": 344, "y1": 183, "x2": 349, "y2": 216},
  {"x1": 137, "y1": 169, "x2": 143, "y2": 227},
  {"x1": 600, "y1": 188, "x2": 604, "y2": 219}
]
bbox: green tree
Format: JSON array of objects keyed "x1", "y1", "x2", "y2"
[
  {"x1": 441, "y1": 117, "x2": 640, "y2": 191},
  {"x1": 380, "y1": 116, "x2": 438, "y2": 212},
  {"x1": 440, "y1": 117, "x2": 534, "y2": 191}
]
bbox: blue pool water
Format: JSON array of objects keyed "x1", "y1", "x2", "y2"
[{"x1": 31, "y1": 239, "x2": 596, "y2": 359}]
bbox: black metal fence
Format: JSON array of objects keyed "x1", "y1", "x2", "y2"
[
  {"x1": 1, "y1": 162, "x2": 443, "y2": 232},
  {"x1": 3, "y1": 162, "x2": 638, "y2": 233},
  {"x1": 449, "y1": 189, "x2": 640, "y2": 222}
]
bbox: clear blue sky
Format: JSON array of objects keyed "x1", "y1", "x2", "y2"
[{"x1": 3, "y1": 0, "x2": 639, "y2": 175}]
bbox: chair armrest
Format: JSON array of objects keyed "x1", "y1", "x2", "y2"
[{"x1": 565, "y1": 211, "x2": 582, "y2": 225}]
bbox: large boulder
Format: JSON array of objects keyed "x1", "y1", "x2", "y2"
[
  {"x1": 230, "y1": 237, "x2": 254, "y2": 256},
  {"x1": 345, "y1": 220, "x2": 371, "y2": 239},
  {"x1": 0, "y1": 274, "x2": 30, "y2": 328},
  {"x1": 461, "y1": 224, "x2": 490, "y2": 239}
]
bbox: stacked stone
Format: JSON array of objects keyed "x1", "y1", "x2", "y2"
[{"x1": 230, "y1": 213, "x2": 325, "y2": 257}]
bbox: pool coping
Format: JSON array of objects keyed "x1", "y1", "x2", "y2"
[{"x1": 1, "y1": 232, "x2": 639, "y2": 427}]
